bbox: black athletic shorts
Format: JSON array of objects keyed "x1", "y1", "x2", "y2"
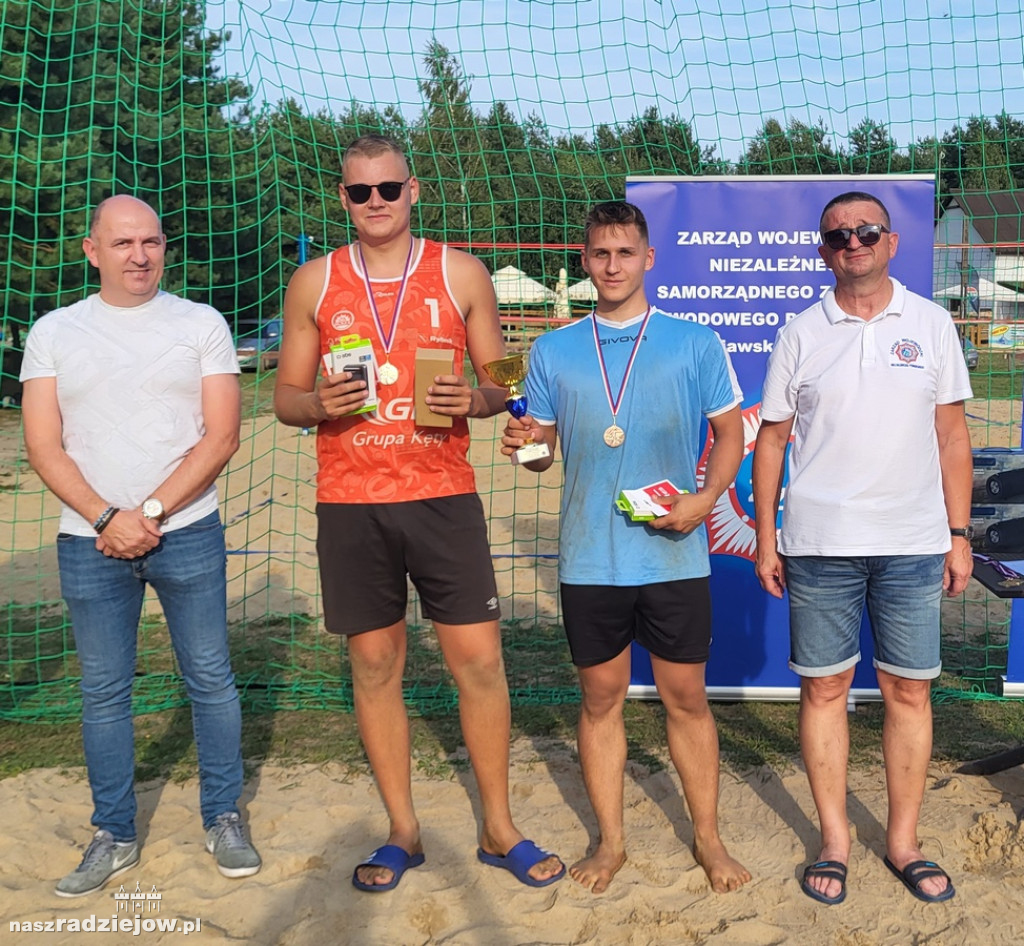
[
  {"x1": 560, "y1": 578, "x2": 712, "y2": 667},
  {"x1": 317, "y1": 495, "x2": 501, "y2": 635}
]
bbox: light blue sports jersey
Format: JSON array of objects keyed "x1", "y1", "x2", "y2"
[{"x1": 525, "y1": 309, "x2": 740, "y2": 585}]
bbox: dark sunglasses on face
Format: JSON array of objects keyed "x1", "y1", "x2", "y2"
[
  {"x1": 821, "y1": 224, "x2": 890, "y2": 250},
  {"x1": 343, "y1": 178, "x2": 410, "y2": 204}
]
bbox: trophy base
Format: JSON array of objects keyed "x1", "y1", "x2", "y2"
[{"x1": 513, "y1": 441, "x2": 551, "y2": 466}]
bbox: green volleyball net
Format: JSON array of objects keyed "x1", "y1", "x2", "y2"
[{"x1": 3, "y1": 0, "x2": 1024, "y2": 718}]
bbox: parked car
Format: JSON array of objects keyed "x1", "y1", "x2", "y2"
[
  {"x1": 963, "y1": 336, "x2": 979, "y2": 370},
  {"x1": 236, "y1": 318, "x2": 282, "y2": 372},
  {"x1": 985, "y1": 468, "x2": 1024, "y2": 501}
]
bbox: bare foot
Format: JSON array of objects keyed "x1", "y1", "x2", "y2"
[
  {"x1": 801, "y1": 843, "x2": 848, "y2": 901},
  {"x1": 693, "y1": 837, "x2": 751, "y2": 893},
  {"x1": 570, "y1": 844, "x2": 627, "y2": 894},
  {"x1": 355, "y1": 830, "x2": 422, "y2": 888}
]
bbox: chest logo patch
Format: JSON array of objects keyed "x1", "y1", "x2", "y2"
[
  {"x1": 890, "y1": 338, "x2": 924, "y2": 367},
  {"x1": 331, "y1": 309, "x2": 355, "y2": 332}
]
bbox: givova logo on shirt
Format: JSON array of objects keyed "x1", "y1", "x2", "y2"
[{"x1": 889, "y1": 338, "x2": 925, "y2": 369}]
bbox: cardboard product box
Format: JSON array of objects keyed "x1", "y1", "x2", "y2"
[
  {"x1": 972, "y1": 448, "x2": 1024, "y2": 502},
  {"x1": 971, "y1": 503, "x2": 1024, "y2": 551},
  {"x1": 615, "y1": 480, "x2": 685, "y2": 522},
  {"x1": 326, "y1": 335, "x2": 378, "y2": 416},
  {"x1": 414, "y1": 348, "x2": 455, "y2": 428}
]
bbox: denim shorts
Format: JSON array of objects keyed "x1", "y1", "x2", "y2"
[{"x1": 784, "y1": 554, "x2": 945, "y2": 680}]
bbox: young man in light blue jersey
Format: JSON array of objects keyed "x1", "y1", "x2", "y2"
[{"x1": 502, "y1": 201, "x2": 749, "y2": 895}]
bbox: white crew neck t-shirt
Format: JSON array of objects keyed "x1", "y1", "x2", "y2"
[{"x1": 21, "y1": 291, "x2": 239, "y2": 536}]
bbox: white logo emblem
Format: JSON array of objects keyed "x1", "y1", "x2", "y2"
[
  {"x1": 701, "y1": 403, "x2": 766, "y2": 561},
  {"x1": 331, "y1": 310, "x2": 355, "y2": 332},
  {"x1": 114, "y1": 880, "x2": 162, "y2": 913},
  {"x1": 365, "y1": 398, "x2": 415, "y2": 424}
]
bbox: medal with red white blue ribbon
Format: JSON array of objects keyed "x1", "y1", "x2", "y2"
[
  {"x1": 358, "y1": 238, "x2": 415, "y2": 385},
  {"x1": 591, "y1": 306, "x2": 653, "y2": 448}
]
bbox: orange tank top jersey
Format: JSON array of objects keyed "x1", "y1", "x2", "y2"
[{"x1": 315, "y1": 239, "x2": 477, "y2": 503}]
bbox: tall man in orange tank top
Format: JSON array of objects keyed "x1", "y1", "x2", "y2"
[{"x1": 275, "y1": 135, "x2": 564, "y2": 892}]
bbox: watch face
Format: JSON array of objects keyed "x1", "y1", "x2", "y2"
[{"x1": 143, "y1": 499, "x2": 164, "y2": 520}]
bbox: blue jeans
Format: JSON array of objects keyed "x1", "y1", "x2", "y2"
[
  {"x1": 785, "y1": 554, "x2": 945, "y2": 680},
  {"x1": 57, "y1": 513, "x2": 242, "y2": 841}
]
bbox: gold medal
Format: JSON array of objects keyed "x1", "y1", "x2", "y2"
[
  {"x1": 603, "y1": 424, "x2": 625, "y2": 448},
  {"x1": 592, "y1": 308, "x2": 652, "y2": 452},
  {"x1": 378, "y1": 361, "x2": 399, "y2": 386},
  {"x1": 359, "y1": 239, "x2": 414, "y2": 389}
]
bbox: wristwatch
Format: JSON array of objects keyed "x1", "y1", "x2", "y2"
[
  {"x1": 950, "y1": 525, "x2": 974, "y2": 540},
  {"x1": 142, "y1": 498, "x2": 166, "y2": 524}
]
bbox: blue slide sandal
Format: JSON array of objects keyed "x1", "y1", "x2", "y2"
[
  {"x1": 477, "y1": 839, "x2": 565, "y2": 888},
  {"x1": 352, "y1": 844, "x2": 425, "y2": 893}
]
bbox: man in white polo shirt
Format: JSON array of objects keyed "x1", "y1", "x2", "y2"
[{"x1": 752, "y1": 191, "x2": 972, "y2": 906}]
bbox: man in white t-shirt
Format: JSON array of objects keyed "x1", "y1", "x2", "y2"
[
  {"x1": 752, "y1": 191, "x2": 972, "y2": 906},
  {"x1": 20, "y1": 195, "x2": 261, "y2": 896}
]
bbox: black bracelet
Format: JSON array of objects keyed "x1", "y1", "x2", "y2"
[{"x1": 93, "y1": 506, "x2": 119, "y2": 534}]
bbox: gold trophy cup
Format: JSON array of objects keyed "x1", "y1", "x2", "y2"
[{"x1": 483, "y1": 353, "x2": 552, "y2": 465}]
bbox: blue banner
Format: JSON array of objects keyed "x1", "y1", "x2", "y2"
[{"x1": 625, "y1": 176, "x2": 937, "y2": 699}]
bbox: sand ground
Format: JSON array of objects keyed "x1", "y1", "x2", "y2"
[{"x1": 1, "y1": 743, "x2": 1024, "y2": 945}]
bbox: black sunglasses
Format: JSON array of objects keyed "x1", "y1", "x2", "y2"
[
  {"x1": 343, "y1": 179, "x2": 410, "y2": 204},
  {"x1": 821, "y1": 224, "x2": 890, "y2": 250}
]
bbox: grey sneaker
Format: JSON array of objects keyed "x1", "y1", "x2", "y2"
[
  {"x1": 205, "y1": 812, "x2": 262, "y2": 878},
  {"x1": 55, "y1": 829, "x2": 139, "y2": 898}
]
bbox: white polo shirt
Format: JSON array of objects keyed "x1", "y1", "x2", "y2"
[{"x1": 760, "y1": 278, "x2": 972, "y2": 556}]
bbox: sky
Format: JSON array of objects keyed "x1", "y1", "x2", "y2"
[{"x1": 205, "y1": 0, "x2": 1024, "y2": 160}]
